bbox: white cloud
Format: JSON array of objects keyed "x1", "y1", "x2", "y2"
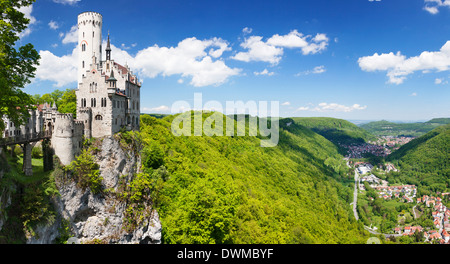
[
  {"x1": 423, "y1": 0, "x2": 450, "y2": 14},
  {"x1": 17, "y1": 5, "x2": 37, "y2": 38},
  {"x1": 296, "y1": 106, "x2": 310, "y2": 111},
  {"x1": 295, "y1": 65, "x2": 326, "y2": 76},
  {"x1": 232, "y1": 30, "x2": 329, "y2": 65},
  {"x1": 435, "y1": 78, "x2": 448, "y2": 84},
  {"x1": 61, "y1": 25, "x2": 78, "y2": 44},
  {"x1": 281, "y1": 102, "x2": 291, "y2": 106},
  {"x1": 297, "y1": 103, "x2": 367, "y2": 112},
  {"x1": 232, "y1": 36, "x2": 284, "y2": 64},
  {"x1": 127, "y1": 37, "x2": 240, "y2": 87},
  {"x1": 142, "y1": 105, "x2": 170, "y2": 113},
  {"x1": 242, "y1": 27, "x2": 253, "y2": 35},
  {"x1": 53, "y1": 0, "x2": 81, "y2": 5},
  {"x1": 424, "y1": 6, "x2": 440, "y2": 14},
  {"x1": 410, "y1": 92, "x2": 418, "y2": 96},
  {"x1": 358, "y1": 41, "x2": 450, "y2": 84},
  {"x1": 48, "y1": 20, "x2": 59, "y2": 30},
  {"x1": 254, "y1": 68, "x2": 275, "y2": 76},
  {"x1": 35, "y1": 47, "x2": 78, "y2": 87}
]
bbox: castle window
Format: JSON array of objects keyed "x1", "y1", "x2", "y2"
[
  {"x1": 95, "y1": 115, "x2": 103, "y2": 120},
  {"x1": 82, "y1": 61, "x2": 85, "y2": 68}
]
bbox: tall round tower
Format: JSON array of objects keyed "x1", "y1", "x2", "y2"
[{"x1": 78, "y1": 11, "x2": 103, "y2": 84}]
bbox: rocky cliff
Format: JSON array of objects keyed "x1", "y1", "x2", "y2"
[{"x1": 28, "y1": 135, "x2": 162, "y2": 244}]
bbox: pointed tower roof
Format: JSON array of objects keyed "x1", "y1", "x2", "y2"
[
  {"x1": 106, "y1": 32, "x2": 111, "y2": 52},
  {"x1": 107, "y1": 69, "x2": 117, "y2": 81}
]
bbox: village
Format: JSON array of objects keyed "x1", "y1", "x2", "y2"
[
  {"x1": 354, "y1": 161, "x2": 450, "y2": 244},
  {"x1": 342, "y1": 142, "x2": 390, "y2": 159},
  {"x1": 392, "y1": 195, "x2": 450, "y2": 244},
  {"x1": 340, "y1": 135, "x2": 416, "y2": 159},
  {"x1": 369, "y1": 136, "x2": 416, "y2": 151}
]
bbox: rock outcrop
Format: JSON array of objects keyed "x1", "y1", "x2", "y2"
[{"x1": 29, "y1": 135, "x2": 161, "y2": 244}]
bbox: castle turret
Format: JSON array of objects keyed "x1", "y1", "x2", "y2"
[
  {"x1": 77, "y1": 107, "x2": 92, "y2": 138},
  {"x1": 107, "y1": 69, "x2": 117, "y2": 96},
  {"x1": 52, "y1": 113, "x2": 76, "y2": 165},
  {"x1": 78, "y1": 11, "x2": 103, "y2": 84}
]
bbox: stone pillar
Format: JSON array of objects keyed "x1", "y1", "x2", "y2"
[
  {"x1": 22, "y1": 143, "x2": 33, "y2": 176},
  {"x1": 42, "y1": 139, "x2": 54, "y2": 172}
]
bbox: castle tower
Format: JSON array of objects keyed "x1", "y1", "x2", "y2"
[
  {"x1": 52, "y1": 113, "x2": 75, "y2": 165},
  {"x1": 78, "y1": 11, "x2": 103, "y2": 84}
]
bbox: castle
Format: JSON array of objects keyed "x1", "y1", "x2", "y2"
[{"x1": 2, "y1": 11, "x2": 141, "y2": 167}]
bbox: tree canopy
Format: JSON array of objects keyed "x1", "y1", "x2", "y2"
[{"x1": 0, "y1": 0, "x2": 40, "y2": 132}]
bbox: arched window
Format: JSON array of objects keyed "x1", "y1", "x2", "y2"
[{"x1": 95, "y1": 115, "x2": 103, "y2": 120}]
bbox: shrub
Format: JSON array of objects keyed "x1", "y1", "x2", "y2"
[
  {"x1": 66, "y1": 149, "x2": 103, "y2": 194},
  {"x1": 31, "y1": 145, "x2": 42, "y2": 159}
]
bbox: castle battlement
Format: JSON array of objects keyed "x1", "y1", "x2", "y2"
[
  {"x1": 74, "y1": 120, "x2": 84, "y2": 126},
  {"x1": 78, "y1": 107, "x2": 92, "y2": 114},
  {"x1": 56, "y1": 113, "x2": 74, "y2": 120},
  {"x1": 77, "y1": 11, "x2": 102, "y2": 26}
]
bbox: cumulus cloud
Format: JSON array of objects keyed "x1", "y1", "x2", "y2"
[
  {"x1": 48, "y1": 20, "x2": 59, "y2": 30},
  {"x1": 35, "y1": 47, "x2": 78, "y2": 87},
  {"x1": 297, "y1": 103, "x2": 367, "y2": 112},
  {"x1": 358, "y1": 41, "x2": 450, "y2": 84},
  {"x1": 281, "y1": 102, "x2": 291, "y2": 106},
  {"x1": 17, "y1": 4, "x2": 37, "y2": 38},
  {"x1": 423, "y1": 0, "x2": 450, "y2": 14},
  {"x1": 126, "y1": 37, "x2": 240, "y2": 87},
  {"x1": 231, "y1": 30, "x2": 329, "y2": 65},
  {"x1": 254, "y1": 69, "x2": 275, "y2": 76},
  {"x1": 231, "y1": 36, "x2": 284, "y2": 64},
  {"x1": 61, "y1": 25, "x2": 78, "y2": 44}
]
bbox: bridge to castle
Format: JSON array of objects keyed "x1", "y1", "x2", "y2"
[{"x1": 0, "y1": 130, "x2": 53, "y2": 176}]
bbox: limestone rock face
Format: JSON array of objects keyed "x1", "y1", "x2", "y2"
[{"x1": 29, "y1": 136, "x2": 161, "y2": 244}]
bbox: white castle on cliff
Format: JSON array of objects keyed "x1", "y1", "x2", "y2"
[{"x1": 2, "y1": 11, "x2": 141, "y2": 166}]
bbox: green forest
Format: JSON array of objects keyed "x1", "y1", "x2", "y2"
[
  {"x1": 360, "y1": 119, "x2": 450, "y2": 137},
  {"x1": 386, "y1": 124, "x2": 450, "y2": 194},
  {"x1": 138, "y1": 112, "x2": 370, "y2": 243}
]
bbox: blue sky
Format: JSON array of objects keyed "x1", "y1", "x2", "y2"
[{"x1": 19, "y1": 0, "x2": 450, "y2": 121}]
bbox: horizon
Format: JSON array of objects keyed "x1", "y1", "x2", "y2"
[{"x1": 19, "y1": 0, "x2": 450, "y2": 121}]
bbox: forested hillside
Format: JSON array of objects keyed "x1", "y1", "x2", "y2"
[
  {"x1": 386, "y1": 124, "x2": 450, "y2": 194},
  {"x1": 360, "y1": 118, "x2": 450, "y2": 137},
  {"x1": 139, "y1": 112, "x2": 369, "y2": 244},
  {"x1": 286, "y1": 117, "x2": 376, "y2": 151}
]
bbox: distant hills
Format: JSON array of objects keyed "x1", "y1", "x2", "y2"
[{"x1": 359, "y1": 118, "x2": 450, "y2": 137}]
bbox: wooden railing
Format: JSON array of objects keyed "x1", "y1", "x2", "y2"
[{"x1": 0, "y1": 130, "x2": 52, "y2": 146}]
